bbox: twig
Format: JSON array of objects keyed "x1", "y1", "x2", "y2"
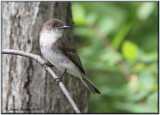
[
  {"x1": 2, "y1": 49, "x2": 81, "y2": 113},
  {"x1": 89, "y1": 24, "x2": 131, "y2": 81}
]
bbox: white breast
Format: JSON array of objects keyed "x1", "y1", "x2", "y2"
[
  {"x1": 40, "y1": 31, "x2": 68, "y2": 71},
  {"x1": 40, "y1": 31, "x2": 58, "y2": 45},
  {"x1": 39, "y1": 31, "x2": 82, "y2": 78},
  {"x1": 40, "y1": 31, "x2": 58, "y2": 62}
]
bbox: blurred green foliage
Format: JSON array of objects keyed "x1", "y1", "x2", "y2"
[{"x1": 71, "y1": 2, "x2": 158, "y2": 113}]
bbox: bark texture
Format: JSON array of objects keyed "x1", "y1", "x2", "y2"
[{"x1": 2, "y1": 2, "x2": 89, "y2": 113}]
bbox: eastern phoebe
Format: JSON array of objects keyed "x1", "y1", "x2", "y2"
[{"x1": 39, "y1": 19, "x2": 101, "y2": 94}]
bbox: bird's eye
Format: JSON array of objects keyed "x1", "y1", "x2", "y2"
[{"x1": 52, "y1": 24, "x2": 56, "y2": 27}]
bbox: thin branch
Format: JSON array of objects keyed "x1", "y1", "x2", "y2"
[
  {"x1": 89, "y1": 24, "x2": 131, "y2": 81},
  {"x1": 2, "y1": 49, "x2": 81, "y2": 113}
]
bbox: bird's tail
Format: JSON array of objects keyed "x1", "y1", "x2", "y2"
[{"x1": 81, "y1": 75, "x2": 101, "y2": 94}]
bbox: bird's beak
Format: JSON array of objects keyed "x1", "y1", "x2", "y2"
[{"x1": 60, "y1": 26, "x2": 70, "y2": 29}]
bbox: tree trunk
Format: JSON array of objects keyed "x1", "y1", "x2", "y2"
[{"x1": 2, "y1": 2, "x2": 89, "y2": 113}]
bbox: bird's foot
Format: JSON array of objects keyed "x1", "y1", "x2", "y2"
[
  {"x1": 55, "y1": 77, "x2": 62, "y2": 85},
  {"x1": 42, "y1": 62, "x2": 54, "y2": 68},
  {"x1": 55, "y1": 69, "x2": 67, "y2": 85}
]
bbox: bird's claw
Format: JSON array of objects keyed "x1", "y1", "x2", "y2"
[
  {"x1": 55, "y1": 69, "x2": 67, "y2": 85},
  {"x1": 55, "y1": 78, "x2": 62, "y2": 85},
  {"x1": 42, "y1": 62, "x2": 54, "y2": 68}
]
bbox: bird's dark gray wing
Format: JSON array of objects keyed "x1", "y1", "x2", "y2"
[{"x1": 53, "y1": 38, "x2": 86, "y2": 75}]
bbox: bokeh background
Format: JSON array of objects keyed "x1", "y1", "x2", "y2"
[{"x1": 71, "y1": 2, "x2": 158, "y2": 113}]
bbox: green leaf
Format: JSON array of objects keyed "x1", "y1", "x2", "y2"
[
  {"x1": 126, "y1": 91, "x2": 148, "y2": 101},
  {"x1": 138, "y1": 71, "x2": 155, "y2": 91},
  {"x1": 86, "y1": 12, "x2": 98, "y2": 25},
  {"x1": 74, "y1": 27, "x2": 95, "y2": 38},
  {"x1": 71, "y1": 3, "x2": 86, "y2": 25},
  {"x1": 112, "y1": 22, "x2": 132, "y2": 49},
  {"x1": 99, "y1": 51, "x2": 121, "y2": 66},
  {"x1": 98, "y1": 16, "x2": 116, "y2": 35},
  {"x1": 147, "y1": 92, "x2": 158, "y2": 107},
  {"x1": 122, "y1": 40, "x2": 139, "y2": 61},
  {"x1": 139, "y1": 52, "x2": 157, "y2": 63},
  {"x1": 137, "y1": 2, "x2": 156, "y2": 20},
  {"x1": 114, "y1": 102, "x2": 135, "y2": 111}
]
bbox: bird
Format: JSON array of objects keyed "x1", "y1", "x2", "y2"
[{"x1": 39, "y1": 19, "x2": 101, "y2": 94}]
